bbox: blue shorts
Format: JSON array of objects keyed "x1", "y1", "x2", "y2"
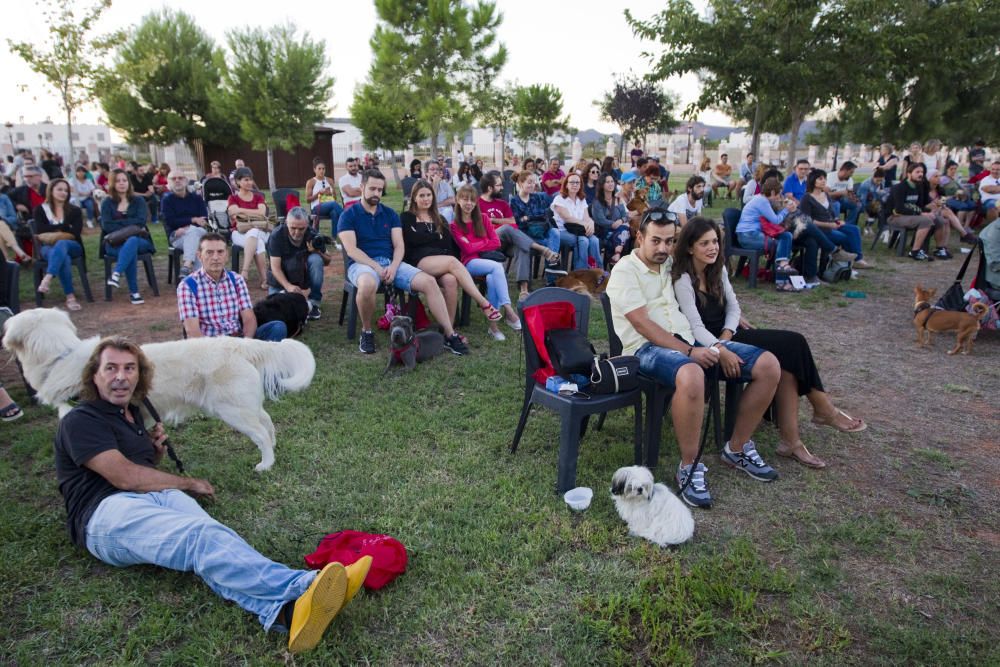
[
  {"x1": 635, "y1": 340, "x2": 765, "y2": 388},
  {"x1": 984, "y1": 199, "x2": 998, "y2": 211},
  {"x1": 347, "y1": 256, "x2": 421, "y2": 293}
]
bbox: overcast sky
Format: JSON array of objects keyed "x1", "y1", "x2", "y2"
[{"x1": 1, "y1": 0, "x2": 729, "y2": 136}]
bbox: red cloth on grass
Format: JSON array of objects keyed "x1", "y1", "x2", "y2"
[
  {"x1": 522, "y1": 300, "x2": 577, "y2": 384},
  {"x1": 304, "y1": 530, "x2": 407, "y2": 590}
]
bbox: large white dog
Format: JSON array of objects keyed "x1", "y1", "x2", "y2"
[{"x1": 2, "y1": 308, "x2": 316, "y2": 472}]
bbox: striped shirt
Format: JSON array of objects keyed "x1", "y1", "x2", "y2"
[{"x1": 176, "y1": 269, "x2": 252, "y2": 337}]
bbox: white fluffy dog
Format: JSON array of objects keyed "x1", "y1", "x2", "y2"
[
  {"x1": 610, "y1": 466, "x2": 694, "y2": 546},
  {"x1": 2, "y1": 308, "x2": 316, "y2": 472}
]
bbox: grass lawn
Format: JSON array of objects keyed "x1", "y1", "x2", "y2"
[{"x1": 2, "y1": 179, "x2": 998, "y2": 665}]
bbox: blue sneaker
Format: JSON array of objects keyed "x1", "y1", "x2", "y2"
[
  {"x1": 721, "y1": 440, "x2": 778, "y2": 482},
  {"x1": 676, "y1": 462, "x2": 712, "y2": 508}
]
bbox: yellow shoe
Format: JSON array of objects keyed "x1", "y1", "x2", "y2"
[
  {"x1": 287, "y1": 562, "x2": 348, "y2": 654},
  {"x1": 344, "y1": 555, "x2": 373, "y2": 604}
]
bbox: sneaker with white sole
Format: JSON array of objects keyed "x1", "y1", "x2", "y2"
[
  {"x1": 107, "y1": 271, "x2": 121, "y2": 288},
  {"x1": 129, "y1": 293, "x2": 145, "y2": 305},
  {"x1": 359, "y1": 330, "x2": 376, "y2": 354},
  {"x1": 443, "y1": 333, "x2": 469, "y2": 355},
  {"x1": 487, "y1": 328, "x2": 506, "y2": 341},
  {"x1": 308, "y1": 304, "x2": 321, "y2": 320},
  {"x1": 544, "y1": 262, "x2": 568, "y2": 276},
  {"x1": 676, "y1": 462, "x2": 712, "y2": 508},
  {"x1": 720, "y1": 440, "x2": 778, "y2": 482}
]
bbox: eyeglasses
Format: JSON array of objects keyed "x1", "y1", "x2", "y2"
[
  {"x1": 642, "y1": 209, "x2": 678, "y2": 225},
  {"x1": 567, "y1": 180, "x2": 581, "y2": 185}
]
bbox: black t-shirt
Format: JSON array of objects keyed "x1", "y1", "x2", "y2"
[
  {"x1": 266, "y1": 223, "x2": 317, "y2": 289},
  {"x1": 877, "y1": 154, "x2": 898, "y2": 183},
  {"x1": 130, "y1": 172, "x2": 154, "y2": 195},
  {"x1": 400, "y1": 211, "x2": 455, "y2": 265},
  {"x1": 54, "y1": 400, "x2": 156, "y2": 548}
]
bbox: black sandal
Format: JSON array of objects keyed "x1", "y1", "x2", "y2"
[{"x1": 0, "y1": 402, "x2": 23, "y2": 422}]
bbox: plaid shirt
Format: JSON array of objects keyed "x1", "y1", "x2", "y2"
[{"x1": 176, "y1": 268, "x2": 253, "y2": 337}]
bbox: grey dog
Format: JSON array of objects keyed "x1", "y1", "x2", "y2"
[{"x1": 383, "y1": 315, "x2": 445, "y2": 373}]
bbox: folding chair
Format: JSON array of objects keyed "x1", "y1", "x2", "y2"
[{"x1": 99, "y1": 230, "x2": 159, "y2": 301}]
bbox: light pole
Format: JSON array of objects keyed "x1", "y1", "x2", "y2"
[
  {"x1": 685, "y1": 123, "x2": 693, "y2": 165},
  {"x1": 4, "y1": 122, "x2": 13, "y2": 152}
]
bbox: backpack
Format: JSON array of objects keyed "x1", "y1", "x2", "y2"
[
  {"x1": 822, "y1": 260, "x2": 852, "y2": 283},
  {"x1": 183, "y1": 271, "x2": 239, "y2": 298}
]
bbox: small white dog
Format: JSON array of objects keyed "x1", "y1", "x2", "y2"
[{"x1": 610, "y1": 466, "x2": 694, "y2": 546}]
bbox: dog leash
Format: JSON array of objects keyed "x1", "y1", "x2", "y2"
[{"x1": 142, "y1": 397, "x2": 186, "y2": 475}]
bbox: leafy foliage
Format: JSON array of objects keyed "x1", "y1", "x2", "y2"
[
  {"x1": 350, "y1": 81, "x2": 423, "y2": 182},
  {"x1": 513, "y1": 84, "x2": 570, "y2": 158},
  {"x1": 596, "y1": 73, "x2": 679, "y2": 158}
]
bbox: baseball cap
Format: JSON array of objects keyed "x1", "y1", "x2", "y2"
[{"x1": 620, "y1": 171, "x2": 638, "y2": 184}]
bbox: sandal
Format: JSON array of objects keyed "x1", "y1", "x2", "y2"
[
  {"x1": 776, "y1": 441, "x2": 827, "y2": 469},
  {"x1": 65, "y1": 295, "x2": 82, "y2": 311},
  {"x1": 37, "y1": 277, "x2": 51, "y2": 294},
  {"x1": 0, "y1": 401, "x2": 23, "y2": 422},
  {"x1": 481, "y1": 303, "x2": 502, "y2": 321},
  {"x1": 812, "y1": 409, "x2": 867, "y2": 433}
]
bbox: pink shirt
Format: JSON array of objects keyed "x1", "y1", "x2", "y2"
[
  {"x1": 541, "y1": 169, "x2": 565, "y2": 195},
  {"x1": 449, "y1": 218, "x2": 501, "y2": 265}
]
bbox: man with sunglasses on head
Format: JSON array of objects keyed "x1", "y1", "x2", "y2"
[{"x1": 605, "y1": 207, "x2": 780, "y2": 508}]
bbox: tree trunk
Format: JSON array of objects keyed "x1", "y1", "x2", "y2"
[
  {"x1": 266, "y1": 143, "x2": 276, "y2": 192},
  {"x1": 787, "y1": 111, "x2": 803, "y2": 169},
  {"x1": 388, "y1": 148, "x2": 401, "y2": 188},
  {"x1": 429, "y1": 123, "x2": 440, "y2": 160},
  {"x1": 191, "y1": 138, "x2": 205, "y2": 178},
  {"x1": 66, "y1": 104, "x2": 75, "y2": 168},
  {"x1": 750, "y1": 101, "x2": 762, "y2": 160}
]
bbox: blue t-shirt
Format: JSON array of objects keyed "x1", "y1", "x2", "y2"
[
  {"x1": 783, "y1": 174, "x2": 806, "y2": 200},
  {"x1": 336, "y1": 202, "x2": 400, "y2": 265},
  {"x1": 736, "y1": 194, "x2": 791, "y2": 234}
]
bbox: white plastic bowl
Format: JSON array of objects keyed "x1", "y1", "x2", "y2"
[{"x1": 563, "y1": 487, "x2": 593, "y2": 511}]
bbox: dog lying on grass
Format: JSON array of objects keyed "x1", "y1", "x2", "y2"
[
  {"x1": 383, "y1": 315, "x2": 445, "y2": 373},
  {"x1": 611, "y1": 466, "x2": 694, "y2": 546},
  {"x1": 2, "y1": 308, "x2": 315, "y2": 471}
]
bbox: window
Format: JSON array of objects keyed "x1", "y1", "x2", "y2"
[
  {"x1": 16, "y1": 132, "x2": 24, "y2": 141},
  {"x1": 44, "y1": 132, "x2": 53, "y2": 140},
  {"x1": 71, "y1": 132, "x2": 80, "y2": 141},
  {"x1": 96, "y1": 132, "x2": 105, "y2": 141}
]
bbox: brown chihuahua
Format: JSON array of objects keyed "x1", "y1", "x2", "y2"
[{"x1": 913, "y1": 285, "x2": 989, "y2": 355}]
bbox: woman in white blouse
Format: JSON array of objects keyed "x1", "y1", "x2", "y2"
[{"x1": 550, "y1": 173, "x2": 602, "y2": 270}]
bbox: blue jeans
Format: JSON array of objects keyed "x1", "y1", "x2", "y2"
[
  {"x1": 465, "y1": 258, "x2": 512, "y2": 308},
  {"x1": 346, "y1": 257, "x2": 421, "y2": 293},
  {"x1": 635, "y1": 342, "x2": 698, "y2": 389},
  {"x1": 832, "y1": 198, "x2": 860, "y2": 226},
  {"x1": 269, "y1": 253, "x2": 325, "y2": 303},
  {"x1": 255, "y1": 320, "x2": 287, "y2": 341},
  {"x1": 738, "y1": 229, "x2": 792, "y2": 263},
  {"x1": 557, "y1": 230, "x2": 603, "y2": 270},
  {"x1": 85, "y1": 489, "x2": 314, "y2": 631},
  {"x1": 40, "y1": 239, "x2": 82, "y2": 295},
  {"x1": 78, "y1": 197, "x2": 95, "y2": 222},
  {"x1": 824, "y1": 224, "x2": 863, "y2": 260},
  {"x1": 793, "y1": 221, "x2": 836, "y2": 281},
  {"x1": 105, "y1": 236, "x2": 156, "y2": 293},
  {"x1": 313, "y1": 201, "x2": 344, "y2": 226},
  {"x1": 947, "y1": 198, "x2": 976, "y2": 212}
]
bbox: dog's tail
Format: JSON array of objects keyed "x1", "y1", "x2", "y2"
[
  {"x1": 971, "y1": 302, "x2": 989, "y2": 319},
  {"x1": 239, "y1": 338, "x2": 316, "y2": 400}
]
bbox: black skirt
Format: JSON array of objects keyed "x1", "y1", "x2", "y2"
[{"x1": 731, "y1": 328, "x2": 824, "y2": 396}]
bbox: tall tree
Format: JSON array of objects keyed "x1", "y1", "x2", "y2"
[
  {"x1": 97, "y1": 9, "x2": 236, "y2": 168},
  {"x1": 224, "y1": 25, "x2": 333, "y2": 192},
  {"x1": 473, "y1": 81, "x2": 517, "y2": 161},
  {"x1": 596, "y1": 73, "x2": 679, "y2": 162},
  {"x1": 8, "y1": 0, "x2": 115, "y2": 163},
  {"x1": 350, "y1": 81, "x2": 423, "y2": 185},
  {"x1": 367, "y1": 0, "x2": 507, "y2": 158},
  {"x1": 513, "y1": 84, "x2": 570, "y2": 158}
]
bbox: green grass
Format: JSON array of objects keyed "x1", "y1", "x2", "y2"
[{"x1": 3, "y1": 183, "x2": 999, "y2": 665}]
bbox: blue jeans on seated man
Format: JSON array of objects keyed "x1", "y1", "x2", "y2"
[
  {"x1": 555, "y1": 229, "x2": 603, "y2": 270},
  {"x1": 635, "y1": 339, "x2": 765, "y2": 389},
  {"x1": 105, "y1": 236, "x2": 156, "y2": 293},
  {"x1": 255, "y1": 320, "x2": 287, "y2": 341},
  {"x1": 345, "y1": 256, "x2": 422, "y2": 293},
  {"x1": 40, "y1": 239, "x2": 83, "y2": 295},
  {"x1": 85, "y1": 489, "x2": 315, "y2": 631},
  {"x1": 824, "y1": 223, "x2": 863, "y2": 260},
  {"x1": 312, "y1": 201, "x2": 344, "y2": 232},
  {"x1": 269, "y1": 252, "x2": 325, "y2": 304},
  {"x1": 832, "y1": 198, "x2": 861, "y2": 226}
]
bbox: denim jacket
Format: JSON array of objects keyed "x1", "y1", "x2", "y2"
[{"x1": 100, "y1": 196, "x2": 149, "y2": 234}]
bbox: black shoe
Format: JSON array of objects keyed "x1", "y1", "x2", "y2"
[
  {"x1": 544, "y1": 262, "x2": 568, "y2": 276},
  {"x1": 933, "y1": 247, "x2": 953, "y2": 259},
  {"x1": 359, "y1": 330, "x2": 376, "y2": 354},
  {"x1": 443, "y1": 333, "x2": 469, "y2": 355},
  {"x1": 308, "y1": 304, "x2": 321, "y2": 320},
  {"x1": 908, "y1": 249, "x2": 932, "y2": 261}
]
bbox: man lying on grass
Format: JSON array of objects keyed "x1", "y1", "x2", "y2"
[{"x1": 53, "y1": 336, "x2": 371, "y2": 653}]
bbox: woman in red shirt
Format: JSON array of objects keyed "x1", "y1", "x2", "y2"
[{"x1": 227, "y1": 167, "x2": 269, "y2": 289}]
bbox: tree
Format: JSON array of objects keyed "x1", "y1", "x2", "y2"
[
  {"x1": 513, "y1": 84, "x2": 570, "y2": 158},
  {"x1": 223, "y1": 25, "x2": 333, "y2": 192},
  {"x1": 97, "y1": 9, "x2": 236, "y2": 169},
  {"x1": 596, "y1": 73, "x2": 679, "y2": 162},
  {"x1": 8, "y1": 0, "x2": 115, "y2": 163},
  {"x1": 350, "y1": 81, "x2": 423, "y2": 185},
  {"x1": 367, "y1": 0, "x2": 507, "y2": 158},
  {"x1": 474, "y1": 82, "x2": 517, "y2": 160}
]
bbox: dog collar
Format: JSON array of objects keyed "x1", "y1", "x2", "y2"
[
  {"x1": 913, "y1": 301, "x2": 933, "y2": 317},
  {"x1": 391, "y1": 337, "x2": 419, "y2": 363}
]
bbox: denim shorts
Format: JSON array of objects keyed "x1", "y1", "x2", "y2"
[
  {"x1": 347, "y1": 256, "x2": 421, "y2": 292},
  {"x1": 635, "y1": 340, "x2": 765, "y2": 387},
  {"x1": 985, "y1": 199, "x2": 998, "y2": 211}
]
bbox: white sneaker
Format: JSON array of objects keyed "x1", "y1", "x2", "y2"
[
  {"x1": 488, "y1": 328, "x2": 506, "y2": 341},
  {"x1": 107, "y1": 271, "x2": 121, "y2": 288},
  {"x1": 505, "y1": 317, "x2": 522, "y2": 331}
]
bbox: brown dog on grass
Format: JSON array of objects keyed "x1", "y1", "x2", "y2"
[
  {"x1": 556, "y1": 269, "x2": 610, "y2": 298},
  {"x1": 913, "y1": 285, "x2": 989, "y2": 355}
]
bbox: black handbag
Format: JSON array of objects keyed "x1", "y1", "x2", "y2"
[
  {"x1": 590, "y1": 353, "x2": 640, "y2": 394},
  {"x1": 478, "y1": 250, "x2": 507, "y2": 262},
  {"x1": 105, "y1": 224, "x2": 149, "y2": 247},
  {"x1": 544, "y1": 328, "x2": 595, "y2": 376},
  {"x1": 563, "y1": 222, "x2": 587, "y2": 236},
  {"x1": 936, "y1": 243, "x2": 977, "y2": 312}
]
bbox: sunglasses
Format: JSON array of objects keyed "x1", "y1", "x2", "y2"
[{"x1": 641, "y1": 209, "x2": 678, "y2": 225}]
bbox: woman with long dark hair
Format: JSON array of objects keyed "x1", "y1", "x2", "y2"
[
  {"x1": 100, "y1": 168, "x2": 153, "y2": 305},
  {"x1": 590, "y1": 172, "x2": 630, "y2": 266},
  {"x1": 799, "y1": 168, "x2": 870, "y2": 269},
  {"x1": 672, "y1": 217, "x2": 866, "y2": 469},
  {"x1": 34, "y1": 177, "x2": 84, "y2": 310}
]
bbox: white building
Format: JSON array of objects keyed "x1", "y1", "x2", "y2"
[{"x1": 1, "y1": 121, "x2": 113, "y2": 161}]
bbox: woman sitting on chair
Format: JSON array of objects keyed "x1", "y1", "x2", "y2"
[
  {"x1": 591, "y1": 172, "x2": 631, "y2": 267},
  {"x1": 402, "y1": 179, "x2": 502, "y2": 329},
  {"x1": 228, "y1": 166, "x2": 269, "y2": 289},
  {"x1": 100, "y1": 169, "x2": 153, "y2": 305},
  {"x1": 304, "y1": 157, "x2": 343, "y2": 229},
  {"x1": 673, "y1": 216, "x2": 866, "y2": 469},
  {"x1": 34, "y1": 178, "x2": 84, "y2": 310}
]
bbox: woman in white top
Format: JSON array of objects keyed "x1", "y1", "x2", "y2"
[
  {"x1": 550, "y1": 173, "x2": 602, "y2": 270},
  {"x1": 698, "y1": 155, "x2": 714, "y2": 207},
  {"x1": 69, "y1": 164, "x2": 97, "y2": 225},
  {"x1": 451, "y1": 162, "x2": 475, "y2": 189},
  {"x1": 304, "y1": 158, "x2": 343, "y2": 227}
]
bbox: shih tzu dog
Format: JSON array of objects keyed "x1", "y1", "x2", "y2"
[{"x1": 610, "y1": 466, "x2": 694, "y2": 546}]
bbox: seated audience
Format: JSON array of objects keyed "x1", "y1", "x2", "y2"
[
  {"x1": 0, "y1": 192, "x2": 29, "y2": 263},
  {"x1": 583, "y1": 162, "x2": 601, "y2": 204},
  {"x1": 855, "y1": 167, "x2": 891, "y2": 229},
  {"x1": 69, "y1": 165, "x2": 97, "y2": 225},
  {"x1": 980, "y1": 160, "x2": 1000, "y2": 224},
  {"x1": 940, "y1": 161, "x2": 976, "y2": 228},
  {"x1": 743, "y1": 162, "x2": 768, "y2": 206},
  {"x1": 267, "y1": 207, "x2": 330, "y2": 321},
  {"x1": 129, "y1": 162, "x2": 158, "y2": 224},
  {"x1": 337, "y1": 169, "x2": 469, "y2": 355},
  {"x1": 34, "y1": 177, "x2": 84, "y2": 310},
  {"x1": 540, "y1": 158, "x2": 565, "y2": 196},
  {"x1": 201, "y1": 160, "x2": 225, "y2": 184},
  {"x1": 161, "y1": 172, "x2": 209, "y2": 278},
  {"x1": 712, "y1": 154, "x2": 737, "y2": 199},
  {"x1": 178, "y1": 233, "x2": 286, "y2": 340},
  {"x1": 668, "y1": 175, "x2": 706, "y2": 227},
  {"x1": 228, "y1": 167, "x2": 270, "y2": 289},
  {"x1": 339, "y1": 157, "x2": 362, "y2": 209},
  {"x1": 738, "y1": 153, "x2": 755, "y2": 193},
  {"x1": 901, "y1": 141, "x2": 925, "y2": 177},
  {"x1": 101, "y1": 169, "x2": 153, "y2": 305},
  {"x1": 11, "y1": 165, "x2": 47, "y2": 218},
  {"x1": 638, "y1": 163, "x2": 664, "y2": 204},
  {"x1": 478, "y1": 171, "x2": 561, "y2": 300},
  {"x1": 826, "y1": 161, "x2": 860, "y2": 226},
  {"x1": 426, "y1": 161, "x2": 456, "y2": 222},
  {"x1": 0, "y1": 380, "x2": 22, "y2": 422},
  {"x1": 591, "y1": 172, "x2": 631, "y2": 266},
  {"x1": 600, "y1": 155, "x2": 622, "y2": 181},
  {"x1": 927, "y1": 171, "x2": 976, "y2": 244},
  {"x1": 605, "y1": 207, "x2": 781, "y2": 508},
  {"x1": 450, "y1": 184, "x2": 522, "y2": 341},
  {"x1": 305, "y1": 158, "x2": 343, "y2": 228},
  {"x1": 889, "y1": 162, "x2": 950, "y2": 261},
  {"x1": 799, "y1": 169, "x2": 870, "y2": 269},
  {"x1": 672, "y1": 217, "x2": 866, "y2": 469},
  {"x1": 452, "y1": 162, "x2": 475, "y2": 190},
  {"x1": 409, "y1": 159, "x2": 423, "y2": 180},
  {"x1": 509, "y1": 170, "x2": 566, "y2": 284},
  {"x1": 697, "y1": 156, "x2": 714, "y2": 207},
  {"x1": 968, "y1": 140, "x2": 987, "y2": 178},
  {"x1": 551, "y1": 173, "x2": 602, "y2": 270},
  {"x1": 782, "y1": 159, "x2": 810, "y2": 201},
  {"x1": 54, "y1": 337, "x2": 368, "y2": 654},
  {"x1": 402, "y1": 179, "x2": 502, "y2": 328},
  {"x1": 876, "y1": 143, "x2": 899, "y2": 186}
]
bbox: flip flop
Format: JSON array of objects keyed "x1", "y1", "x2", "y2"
[
  {"x1": 65, "y1": 296, "x2": 82, "y2": 311},
  {"x1": 812, "y1": 409, "x2": 867, "y2": 433},
  {"x1": 481, "y1": 304, "x2": 502, "y2": 321},
  {"x1": 775, "y1": 441, "x2": 827, "y2": 469},
  {"x1": 0, "y1": 402, "x2": 24, "y2": 422}
]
